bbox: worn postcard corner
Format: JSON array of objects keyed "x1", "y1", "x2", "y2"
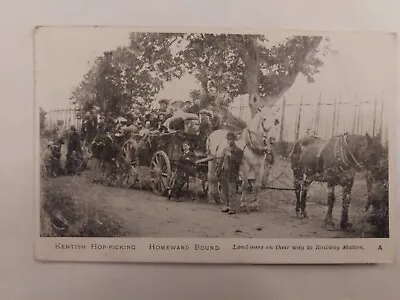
[{"x1": 34, "y1": 26, "x2": 396, "y2": 264}]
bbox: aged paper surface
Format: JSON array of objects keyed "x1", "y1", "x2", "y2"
[{"x1": 34, "y1": 26, "x2": 396, "y2": 264}]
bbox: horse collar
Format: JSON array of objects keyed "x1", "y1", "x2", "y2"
[
  {"x1": 342, "y1": 135, "x2": 364, "y2": 170},
  {"x1": 246, "y1": 128, "x2": 266, "y2": 155}
]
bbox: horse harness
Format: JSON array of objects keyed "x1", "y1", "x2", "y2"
[
  {"x1": 243, "y1": 120, "x2": 272, "y2": 156},
  {"x1": 316, "y1": 134, "x2": 364, "y2": 172}
]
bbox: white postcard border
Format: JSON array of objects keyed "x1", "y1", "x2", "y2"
[{"x1": 34, "y1": 26, "x2": 397, "y2": 264}]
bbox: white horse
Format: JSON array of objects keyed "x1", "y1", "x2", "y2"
[{"x1": 206, "y1": 106, "x2": 280, "y2": 211}]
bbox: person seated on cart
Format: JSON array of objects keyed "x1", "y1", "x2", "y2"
[
  {"x1": 164, "y1": 100, "x2": 200, "y2": 132},
  {"x1": 186, "y1": 97, "x2": 202, "y2": 115},
  {"x1": 158, "y1": 98, "x2": 173, "y2": 117},
  {"x1": 157, "y1": 113, "x2": 169, "y2": 133},
  {"x1": 169, "y1": 142, "x2": 196, "y2": 201},
  {"x1": 124, "y1": 112, "x2": 140, "y2": 133},
  {"x1": 197, "y1": 109, "x2": 214, "y2": 152},
  {"x1": 182, "y1": 100, "x2": 192, "y2": 112}
]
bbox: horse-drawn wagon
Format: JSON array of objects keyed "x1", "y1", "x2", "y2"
[
  {"x1": 87, "y1": 117, "x2": 213, "y2": 198},
  {"x1": 88, "y1": 105, "x2": 282, "y2": 206},
  {"x1": 120, "y1": 127, "x2": 212, "y2": 197}
]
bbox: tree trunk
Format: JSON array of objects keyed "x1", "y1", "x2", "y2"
[
  {"x1": 197, "y1": 77, "x2": 247, "y2": 131},
  {"x1": 241, "y1": 36, "x2": 263, "y2": 118}
]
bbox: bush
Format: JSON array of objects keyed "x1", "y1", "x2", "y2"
[{"x1": 40, "y1": 182, "x2": 127, "y2": 237}]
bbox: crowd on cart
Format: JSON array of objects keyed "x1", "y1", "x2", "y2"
[{"x1": 41, "y1": 98, "x2": 221, "y2": 180}]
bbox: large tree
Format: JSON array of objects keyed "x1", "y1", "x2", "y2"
[
  {"x1": 72, "y1": 33, "x2": 185, "y2": 115},
  {"x1": 177, "y1": 33, "x2": 325, "y2": 116},
  {"x1": 72, "y1": 32, "x2": 328, "y2": 125}
]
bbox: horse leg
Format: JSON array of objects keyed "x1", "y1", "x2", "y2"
[
  {"x1": 340, "y1": 179, "x2": 355, "y2": 231},
  {"x1": 299, "y1": 176, "x2": 312, "y2": 219},
  {"x1": 293, "y1": 174, "x2": 303, "y2": 219},
  {"x1": 261, "y1": 162, "x2": 271, "y2": 188},
  {"x1": 207, "y1": 160, "x2": 219, "y2": 204},
  {"x1": 239, "y1": 163, "x2": 250, "y2": 212},
  {"x1": 324, "y1": 183, "x2": 336, "y2": 231},
  {"x1": 248, "y1": 163, "x2": 263, "y2": 212},
  {"x1": 365, "y1": 172, "x2": 373, "y2": 212}
]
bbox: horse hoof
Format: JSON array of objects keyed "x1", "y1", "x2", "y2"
[
  {"x1": 248, "y1": 202, "x2": 260, "y2": 212},
  {"x1": 239, "y1": 204, "x2": 248, "y2": 213},
  {"x1": 296, "y1": 211, "x2": 307, "y2": 219},
  {"x1": 214, "y1": 198, "x2": 222, "y2": 205},
  {"x1": 341, "y1": 222, "x2": 354, "y2": 232},
  {"x1": 323, "y1": 222, "x2": 336, "y2": 231}
]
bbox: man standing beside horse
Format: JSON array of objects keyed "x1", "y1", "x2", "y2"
[{"x1": 219, "y1": 132, "x2": 244, "y2": 214}]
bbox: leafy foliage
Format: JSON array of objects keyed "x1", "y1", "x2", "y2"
[
  {"x1": 39, "y1": 106, "x2": 47, "y2": 131},
  {"x1": 71, "y1": 32, "x2": 328, "y2": 119}
]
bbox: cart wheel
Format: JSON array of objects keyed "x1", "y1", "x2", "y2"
[
  {"x1": 150, "y1": 150, "x2": 172, "y2": 196},
  {"x1": 119, "y1": 163, "x2": 138, "y2": 188}
]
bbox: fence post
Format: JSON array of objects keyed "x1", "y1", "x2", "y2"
[
  {"x1": 357, "y1": 101, "x2": 362, "y2": 134},
  {"x1": 335, "y1": 98, "x2": 341, "y2": 134},
  {"x1": 279, "y1": 96, "x2": 286, "y2": 142},
  {"x1": 314, "y1": 92, "x2": 321, "y2": 136},
  {"x1": 372, "y1": 97, "x2": 377, "y2": 136},
  {"x1": 352, "y1": 97, "x2": 358, "y2": 134},
  {"x1": 379, "y1": 99, "x2": 384, "y2": 138},
  {"x1": 331, "y1": 97, "x2": 337, "y2": 137},
  {"x1": 295, "y1": 96, "x2": 303, "y2": 141}
]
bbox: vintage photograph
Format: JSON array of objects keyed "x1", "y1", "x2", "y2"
[{"x1": 35, "y1": 27, "x2": 394, "y2": 257}]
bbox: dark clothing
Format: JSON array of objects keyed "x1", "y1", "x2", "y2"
[
  {"x1": 86, "y1": 115, "x2": 98, "y2": 143},
  {"x1": 48, "y1": 142, "x2": 63, "y2": 176},
  {"x1": 80, "y1": 120, "x2": 88, "y2": 141},
  {"x1": 67, "y1": 131, "x2": 82, "y2": 156},
  {"x1": 219, "y1": 145, "x2": 244, "y2": 182},
  {"x1": 169, "y1": 118, "x2": 185, "y2": 131},
  {"x1": 158, "y1": 122, "x2": 168, "y2": 133},
  {"x1": 171, "y1": 150, "x2": 196, "y2": 198},
  {"x1": 186, "y1": 103, "x2": 200, "y2": 115},
  {"x1": 211, "y1": 115, "x2": 221, "y2": 130},
  {"x1": 50, "y1": 142, "x2": 62, "y2": 160},
  {"x1": 218, "y1": 144, "x2": 243, "y2": 213},
  {"x1": 180, "y1": 150, "x2": 196, "y2": 174}
]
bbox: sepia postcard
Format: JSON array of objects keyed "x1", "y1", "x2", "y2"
[{"x1": 34, "y1": 26, "x2": 396, "y2": 264}]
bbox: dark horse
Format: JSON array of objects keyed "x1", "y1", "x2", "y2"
[{"x1": 290, "y1": 132, "x2": 384, "y2": 232}]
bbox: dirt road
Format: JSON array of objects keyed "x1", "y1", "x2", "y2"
[{"x1": 41, "y1": 172, "x2": 374, "y2": 238}]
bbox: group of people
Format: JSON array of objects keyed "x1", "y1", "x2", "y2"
[
  {"x1": 42, "y1": 125, "x2": 85, "y2": 177},
  {"x1": 43, "y1": 98, "x2": 246, "y2": 214},
  {"x1": 78, "y1": 98, "x2": 218, "y2": 155}
]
